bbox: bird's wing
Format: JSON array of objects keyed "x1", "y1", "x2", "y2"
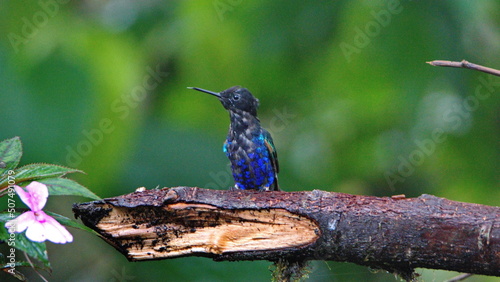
[{"x1": 262, "y1": 129, "x2": 279, "y2": 174}]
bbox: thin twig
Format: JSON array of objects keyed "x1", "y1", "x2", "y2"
[
  {"x1": 23, "y1": 252, "x2": 49, "y2": 282},
  {"x1": 445, "y1": 273, "x2": 473, "y2": 282},
  {"x1": 426, "y1": 60, "x2": 500, "y2": 77}
]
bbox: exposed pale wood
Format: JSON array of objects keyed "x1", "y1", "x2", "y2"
[{"x1": 95, "y1": 203, "x2": 319, "y2": 260}]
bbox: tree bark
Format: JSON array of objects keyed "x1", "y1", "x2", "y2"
[{"x1": 72, "y1": 187, "x2": 500, "y2": 280}]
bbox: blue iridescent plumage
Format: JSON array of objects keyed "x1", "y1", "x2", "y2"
[{"x1": 188, "y1": 86, "x2": 279, "y2": 191}]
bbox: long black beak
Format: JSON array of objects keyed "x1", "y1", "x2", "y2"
[{"x1": 187, "y1": 87, "x2": 221, "y2": 98}]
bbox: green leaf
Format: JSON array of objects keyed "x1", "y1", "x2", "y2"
[
  {"x1": 0, "y1": 213, "x2": 50, "y2": 268},
  {"x1": 45, "y1": 211, "x2": 97, "y2": 234},
  {"x1": 0, "y1": 262, "x2": 28, "y2": 281},
  {"x1": 0, "y1": 164, "x2": 84, "y2": 187},
  {"x1": 0, "y1": 211, "x2": 22, "y2": 227},
  {"x1": 0, "y1": 137, "x2": 22, "y2": 176},
  {"x1": 38, "y1": 177, "x2": 100, "y2": 200},
  {"x1": 0, "y1": 252, "x2": 50, "y2": 280},
  {"x1": 13, "y1": 233, "x2": 50, "y2": 268},
  {"x1": 0, "y1": 213, "x2": 20, "y2": 243}
]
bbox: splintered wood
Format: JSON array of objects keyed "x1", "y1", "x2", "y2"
[{"x1": 94, "y1": 202, "x2": 320, "y2": 261}]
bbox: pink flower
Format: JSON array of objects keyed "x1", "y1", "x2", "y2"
[{"x1": 5, "y1": 181, "x2": 73, "y2": 244}]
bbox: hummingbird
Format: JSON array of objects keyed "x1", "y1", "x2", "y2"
[{"x1": 188, "y1": 86, "x2": 279, "y2": 191}]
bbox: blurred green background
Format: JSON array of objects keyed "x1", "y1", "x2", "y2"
[{"x1": 1, "y1": 0, "x2": 499, "y2": 281}]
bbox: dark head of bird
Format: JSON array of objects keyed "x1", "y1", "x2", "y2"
[{"x1": 188, "y1": 86, "x2": 260, "y2": 117}]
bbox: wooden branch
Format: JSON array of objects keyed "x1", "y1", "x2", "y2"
[
  {"x1": 72, "y1": 187, "x2": 500, "y2": 280},
  {"x1": 427, "y1": 60, "x2": 500, "y2": 76}
]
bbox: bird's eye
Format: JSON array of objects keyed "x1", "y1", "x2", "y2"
[{"x1": 233, "y1": 94, "x2": 241, "y2": 101}]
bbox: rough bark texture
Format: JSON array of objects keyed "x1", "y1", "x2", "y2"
[{"x1": 73, "y1": 187, "x2": 500, "y2": 280}]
